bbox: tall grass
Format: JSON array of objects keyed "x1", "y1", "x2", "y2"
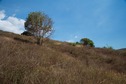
[{"x1": 0, "y1": 31, "x2": 126, "y2": 84}]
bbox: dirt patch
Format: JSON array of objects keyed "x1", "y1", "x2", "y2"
[
  {"x1": 54, "y1": 42, "x2": 62, "y2": 45},
  {"x1": 75, "y1": 45, "x2": 83, "y2": 47}
]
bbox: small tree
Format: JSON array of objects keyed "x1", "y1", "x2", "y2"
[
  {"x1": 24, "y1": 12, "x2": 53, "y2": 45},
  {"x1": 80, "y1": 38, "x2": 95, "y2": 47}
]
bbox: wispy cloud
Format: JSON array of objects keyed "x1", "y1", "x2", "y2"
[
  {"x1": 74, "y1": 35, "x2": 78, "y2": 39},
  {"x1": 66, "y1": 33, "x2": 81, "y2": 42},
  {"x1": 0, "y1": 10, "x2": 5, "y2": 19},
  {"x1": 0, "y1": 10, "x2": 25, "y2": 34},
  {"x1": 67, "y1": 40, "x2": 74, "y2": 42}
]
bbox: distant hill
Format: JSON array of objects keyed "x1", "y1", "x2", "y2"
[
  {"x1": 118, "y1": 48, "x2": 126, "y2": 51},
  {"x1": 0, "y1": 30, "x2": 126, "y2": 84}
]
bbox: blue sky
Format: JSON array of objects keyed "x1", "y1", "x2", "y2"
[{"x1": 0, "y1": 0, "x2": 126, "y2": 49}]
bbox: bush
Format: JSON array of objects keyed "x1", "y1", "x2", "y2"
[
  {"x1": 75, "y1": 42, "x2": 81, "y2": 45},
  {"x1": 21, "y1": 31, "x2": 34, "y2": 36},
  {"x1": 80, "y1": 38, "x2": 95, "y2": 47},
  {"x1": 69, "y1": 42, "x2": 76, "y2": 46}
]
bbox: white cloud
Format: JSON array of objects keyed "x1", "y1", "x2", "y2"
[
  {"x1": 66, "y1": 35, "x2": 80, "y2": 43},
  {"x1": 0, "y1": 10, "x2": 5, "y2": 19},
  {"x1": 0, "y1": 10, "x2": 25, "y2": 34},
  {"x1": 67, "y1": 40, "x2": 74, "y2": 42},
  {"x1": 74, "y1": 35, "x2": 78, "y2": 39}
]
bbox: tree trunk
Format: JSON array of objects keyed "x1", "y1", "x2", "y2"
[
  {"x1": 37, "y1": 37, "x2": 41, "y2": 45},
  {"x1": 37, "y1": 37, "x2": 44, "y2": 45}
]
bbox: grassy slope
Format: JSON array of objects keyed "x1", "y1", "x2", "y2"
[{"x1": 0, "y1": 30, "x2": 126, "y2": 84}]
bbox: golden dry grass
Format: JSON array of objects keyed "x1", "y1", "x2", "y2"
[{"x1": 0, "y1": 30, "x2": 126, "y2": 84}]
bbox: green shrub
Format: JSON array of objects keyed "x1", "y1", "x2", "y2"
[{"x1": 80, "y1": 38, "x2": 95, "y2": 47}]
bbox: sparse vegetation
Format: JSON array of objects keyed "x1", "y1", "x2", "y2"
[
  {"x1": 68, "y1": 42, "x2": 82, "y2": 47},
  {"x1": 68, "y1": 42, "x2": 77, "y2": 46},
  {"x1": 75, "y1": 42, "x2": 81, "y2": 45},
  {"x1": 103, "y1": 45, "x2": 113, "y2": 50},
  {"x1": 0, "y1": 30, "x2": 126, "y2": 84}
]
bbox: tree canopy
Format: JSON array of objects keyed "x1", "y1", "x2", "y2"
[
  {"x1": 80, "y1": 38, "x2": 95, "y2": 47},
  {"x1": 24, "y1": 12, "x2": 53, "y2": 45}
]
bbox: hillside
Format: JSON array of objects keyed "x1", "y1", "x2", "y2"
[{"x1": 0, "y1": 30, "x2": 126, "y2": 84}]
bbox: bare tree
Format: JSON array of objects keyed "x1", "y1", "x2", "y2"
[{"x1": 24, "y1": 12, "x2": 53, "y2": 45}]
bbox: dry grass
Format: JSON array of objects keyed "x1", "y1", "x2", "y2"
[{"x1": 0, "y1": 30, "x2": 126, "y2": 84}]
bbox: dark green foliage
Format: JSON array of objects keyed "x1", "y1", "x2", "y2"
[
  {"x1": 76, "y1": 42, "x2": 81, "y2": 45},
  {"x1": 21, "y1": 31, "x2": 34, "y2": 36},
  {"x1": 80, "y1": 38, "x2": 95, "y2": 47}
]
